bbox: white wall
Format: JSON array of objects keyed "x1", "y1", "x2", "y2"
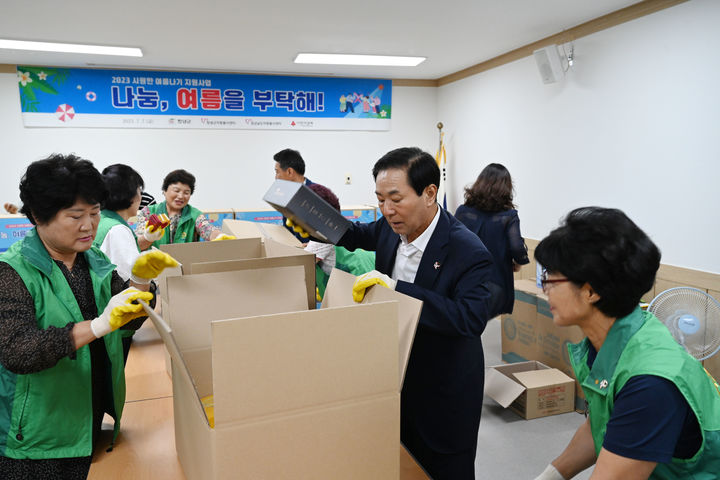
[
  {"x1": 0, "y1": 80, "x2": 437, "y2": 210},
  {"x1": 438, "y1": 0, "x2": 720, "y2": 274}
]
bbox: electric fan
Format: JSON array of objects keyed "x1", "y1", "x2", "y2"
[{"x1": 647, "y1": 287, "x2": 720, "y2": 360}]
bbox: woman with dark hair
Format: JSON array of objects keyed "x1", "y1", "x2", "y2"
[
  {"x1": 533, "y1": 207, "x2": 720, "y2": 480},
  {"x1": 135, "y1": 169, "x2": 231, "y2": 250},
  {"x1": 0, "y1": 154, "x2": 170, "y2": 479},
  {"x1": 454, "y1": 163, "x2": 529, "y2": 316},
  {"x1": 95, "y1": 164, "x2": 145, "y2": 282},
  {"x1": 95, "y1": 164, "x2": 159, "y2": 362}
]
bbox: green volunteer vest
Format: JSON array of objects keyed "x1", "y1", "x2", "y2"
[
  {"x1": 569, "y1": 307, "x2": 720, "y2": 478},
  {"x1": 147, "y1": 202, "x2": 202, "y2": 247},
  {"x1": 95, "y1": 210, "x2": 140, "y2": 252},
  {"x1": 315, "y1": 246, "x2": 375, "y2": 298},
  {"x1": 94, "y1": 210, "x2": 140, "y2": 339},
  {"x1": 0, "y1": 229, "x2": 126, "y2": 459}
]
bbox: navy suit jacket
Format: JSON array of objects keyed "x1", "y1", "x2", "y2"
[{"x1": 338, "y1": 207, "x2": 496, "y2": 453}]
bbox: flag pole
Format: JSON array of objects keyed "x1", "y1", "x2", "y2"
[{"x1": 436, "y1": 122, "x2": 447, "y2": 209}]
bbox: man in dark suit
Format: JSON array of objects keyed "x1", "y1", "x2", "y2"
[{"x1": 338, "y1": 147, "x2": 497, "y2": 480}]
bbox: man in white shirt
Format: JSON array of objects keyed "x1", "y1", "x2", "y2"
[{"x1": 337, "y1": 147, "x2": 497, "y2": 480}]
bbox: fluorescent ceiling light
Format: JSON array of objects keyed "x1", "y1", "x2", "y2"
[
  {"x1": 295, "y1": 53, "x2": 425, "y2": 67},
  {"x1": 0, "y1": 39, "x2": 142, "y2": 57}
]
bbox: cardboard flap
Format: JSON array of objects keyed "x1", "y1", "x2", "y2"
[
  {"x1": 484, "y1": 367, "x2": 527, "y2": 408},
  {"x1": 140, "y1": 301, "x2": 207, "y2": 418},
  {"x1": 513, "y1": 368, "x2": 574, "y2": 389},
  {"x1": 222, "y1": 218, "x2": 303, "y2": 248},
  {"x1": 160, "y1": 237, "x2": 263, "y2": 273},
  {"x1": 221, "y1": 219, "x2": 265, "y2": 240},
  {"x1": 167, "y1": 265, "x2": 308, "y2": 352},
  {"x1": 211, "y1": 302, "x2": 399, "y2": 425},
  {"x1": 322, "y1": 268, "x2": 422, "y2": 388}
]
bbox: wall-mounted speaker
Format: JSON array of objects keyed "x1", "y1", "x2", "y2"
[{"x1": 533, "y1": 45, "x2": 564, "y2": 84}]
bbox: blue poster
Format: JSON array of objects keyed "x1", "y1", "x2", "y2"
[{"x1": 17, "y1": 66, "x2": 392, "y2": 131}]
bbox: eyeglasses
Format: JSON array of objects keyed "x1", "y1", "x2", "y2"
[{"x1": 540, "y1": 270, "x2": 571, "y2": 293}]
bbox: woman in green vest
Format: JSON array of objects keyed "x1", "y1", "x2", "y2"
[
  {"x1": 135, "y1": 169, "x2": 230, "y2": 250},
  {"x1": 533, "y1": 207, "x2": 720, "y2": 480},
  {"x1": 95, "y1": 164, "x2": 159, "y2": 362},
  {"x1": 0, "y1": 154, "x2": 159, "y2": 479}
]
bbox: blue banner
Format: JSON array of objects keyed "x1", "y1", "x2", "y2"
[{"x1": 17, "y1": 66, "x2": 392, "y2": 131}]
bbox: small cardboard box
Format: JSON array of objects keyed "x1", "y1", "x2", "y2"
[
  {"x1": 263, "y1": 179, "x2": 350, "y2": 243},
  {"x1": 145, "y1": 265, "x2": 422, "y2": 480},
  {"x1": 221, "y1": 218, "x2": 303, "y2": 248},
  {"x1": 485, "y1": 360, "x2": 575, "y2": 419},
  {"x1": 501, "y1": 279, "x2": 586, "y2": 410}
]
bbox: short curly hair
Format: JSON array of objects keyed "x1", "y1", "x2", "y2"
[
  {"x1": 162, "y1": 169, "x2": 196, "y2": 193},
  {"x1": 307, "y1": 183, "x2": 341, "y2": 212},
  {"x1": 19, "y1": 153, "x2": 107, "y2": 225},
  {"x1": 535, "y1": 207, "x2": 661, "y2": 318}
]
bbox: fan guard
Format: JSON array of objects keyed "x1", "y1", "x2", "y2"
[{"x1": 647, "y1": 287, "x2": 720, "y2": 361}]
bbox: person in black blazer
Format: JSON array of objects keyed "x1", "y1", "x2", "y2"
[{"x1": 338, "y1": 147, "x2": 498, "y2": 480}]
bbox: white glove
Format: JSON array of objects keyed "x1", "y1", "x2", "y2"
[
  {"x1": 534, "y1": 464, "x2": 565, "y2": 480},
  {"x1": 90, "y1": 287, "x2": 154, "y2": 338},
  {"x1": 142, "y1": 213, "x2": 171, "y2": 242},
  {"x1": 352, "y1": 270, "x2": 396, "y2": 303}
]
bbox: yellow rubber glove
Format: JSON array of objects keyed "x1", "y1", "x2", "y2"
[
  {"x1": 201, "y1": 395, "x2": 215, "y2": 428},
  {"x1": 131, "y1": 250, "x2": 179, "y2": 284},
  {"x1": 352, "y1": 270, "x2": 396, "y2": 303},
  {"x1": 316, "y1": 286, "x2": 322, "y2": 302},
  {"x1": 143, "y1": 213, "x2": 171, "y2": 242},
  {"x1": 211, "y1": 233, "x2": 236, "y2": 241},
  {"x1": 285, "y1": 218, "x2": 310, "y2": 239},
  {"x1": 90, "y1": 287, "x2": 154, "y2": 338}
]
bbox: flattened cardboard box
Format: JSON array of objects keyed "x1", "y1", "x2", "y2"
[
  {"x1": 485, "y1": 360, "x2": 575, "y2": 420},
  {"x1": 263, "y1": 178, "x2": 350, "y2": 244},
  {"x1": 146, "y1": 265, "x2": 422, "y2": 480}
]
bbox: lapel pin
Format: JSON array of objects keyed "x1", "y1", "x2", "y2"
[{"x1": 433, "y1": 261, "x2": 441, "y2": 270}]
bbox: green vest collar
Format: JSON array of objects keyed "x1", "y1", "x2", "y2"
[
  {"x1": 20, "y1": 227, "x2": 115, "y2": 280},
  {"x1": 571, "y1": 306, "x2": 646, "y2": 396},
  {"x1": 101, "y1": 209, "x2": 131, "y2": 229},
  {"x1": 155, "y1": 201, "x2": 194, "y2": 224}
]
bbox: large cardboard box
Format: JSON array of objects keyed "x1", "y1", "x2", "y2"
[
  {"x1": 159, "y1": 237, "x2": 315, "y2": 309},
  {"x1": 502, "y1": 279, "x2": 586, "y2": 410},
  {"x1": 146, "y1": 266, "x2": 422, "y2": 480},
  {"x1": 263, "y1": 179, "x2": 350, "y2": 243},
  {"x1": 485, "y1": 360, "x2": 575, "y2": 419}
]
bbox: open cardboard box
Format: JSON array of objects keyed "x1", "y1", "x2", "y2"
[
  {"x1": 144, "y1": 267, "x2": 422, "y2": 480},
  {"x1": 158, "y1": 237, "x2": 315, "y2": 309},
  {"x1": 485, "y1": 360, "x2": 575, "y2": 420},
  {"x1": 501, "y1": 279, "x2": 586, "y2": 410},
  {"x1": 221, "y1": 218, "x2": 303, "y2": 248}
]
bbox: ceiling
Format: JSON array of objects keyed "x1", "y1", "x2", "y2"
[{"x1": 1, "y1": 0, "x2": 642, "y2": 80}]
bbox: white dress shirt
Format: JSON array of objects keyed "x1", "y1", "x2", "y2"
[{"x1": 391, "y1": 206, "x2": 441, "y2": 283}]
